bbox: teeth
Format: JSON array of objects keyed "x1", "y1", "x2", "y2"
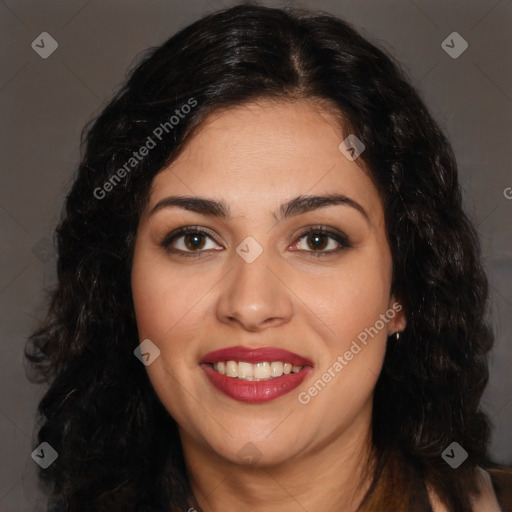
[
  {"x1": 271, "y1": 361, "x2": 284, "y2": 377},
  {"x1": 226, "y1": 361, "x2": 237, "y2": 378},
  {"x1": 238, "y1": 361, "x2": 253, "y2": 379},
  {"x1": 212, "y1": 361, "x2": 304, "y2": 380}
]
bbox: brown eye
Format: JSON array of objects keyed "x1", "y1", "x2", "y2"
[
  {"x1": 183, "y1": 232, "x2": 207, "y2": 250},
  {"x1": 160, "y1": 226, "x2": 223, "y2": 257},
  {"x1": 305, "y1": 232, "x2": 329, "y2": 251},
  {"x1": 293, "y1": 226, "x2": 351, "y2": 257}
]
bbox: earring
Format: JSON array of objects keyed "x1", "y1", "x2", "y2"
[{"x1": 395, "y1": 332, "x2": 400, "y2": 341}]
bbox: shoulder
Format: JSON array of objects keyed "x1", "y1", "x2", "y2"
[
  {"x1": 487, "y1": 464, "x2": 512, "y2": 512},
  {"x1": 427, "y1": 466, "x2": 509, "y2": 512}
]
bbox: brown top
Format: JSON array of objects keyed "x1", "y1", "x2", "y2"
[
  {"x1": 357, "y1": 451, "x2": 512, "y2": 512},
  {"x1": 488, "y1": 466, "x2": 512, "y2": 512}
]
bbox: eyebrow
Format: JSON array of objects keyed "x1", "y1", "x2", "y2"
[{"x1": 149, "y1": 193, "x2": 370, "y2": 225}]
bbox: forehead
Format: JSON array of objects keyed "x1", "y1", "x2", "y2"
[{"x1": 147, "y1": 100, "x2": 383, "y2": 225}]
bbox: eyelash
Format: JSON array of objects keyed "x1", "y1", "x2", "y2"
[{"x1": 160, "y1": 225, "x2": 351, "y2": 259}]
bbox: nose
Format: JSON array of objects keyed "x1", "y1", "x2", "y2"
[{"x1": 216, "y1": 249, "x2": 294, "y2": 332}]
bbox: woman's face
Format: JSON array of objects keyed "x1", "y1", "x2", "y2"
[{"x1": 131, "y1": 100, "x2": 406, "y2": 467}]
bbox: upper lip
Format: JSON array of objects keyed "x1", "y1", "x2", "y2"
[{"x1": 199, "y1": 346, "x2": 314, "y2": 367}]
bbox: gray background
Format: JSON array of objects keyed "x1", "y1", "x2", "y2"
[{"x1": 1, "y1": 0, "x2": 511, "y2": 510}]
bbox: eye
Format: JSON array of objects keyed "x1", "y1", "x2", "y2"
[
  {"x1": 160, "y1": 225, "x2": 351, "y2": 258},
  {"x1": 160, "y1": 226, "x2": 222, "y2": 257},
  {"x1": 292, "y1": 226, "x2": 351, "y2": 257}
]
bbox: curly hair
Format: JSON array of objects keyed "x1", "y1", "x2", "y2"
[{"x1": 25, "y1": 3, "x2": 498, "y2": 511}]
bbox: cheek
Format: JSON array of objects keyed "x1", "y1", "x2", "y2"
[
  {"x1": 132, "y1": 271, "x2": 205, "y2": 355},
  {"x1": 295, "y1": 252, "x2": 391, "y2": 425},
  {"x1": 130, "y1": 249, "x2": 210, "y2": 425},
  {"x1": 293, "y1": 246, "x2": 392, "y2": 348},
  {"x1": 131, "y1": 244, "x2": 197, "y2": 353}
]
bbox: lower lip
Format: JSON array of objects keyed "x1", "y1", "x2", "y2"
[{"x1": 201, "y1": 364, "x2": 313, "y2": 403}]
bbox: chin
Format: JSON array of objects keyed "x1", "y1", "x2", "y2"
[{"x1": 209, "y1": 431, "x2": 305, "y2": 467}]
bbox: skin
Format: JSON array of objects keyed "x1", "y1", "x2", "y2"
[{"x1": 131, "y1": 99, "x2": 408, "y2": 511}]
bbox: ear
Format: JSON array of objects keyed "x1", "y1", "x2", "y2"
[{"x1": 387, "y1": 295, "x2": 407, "y2": 335}]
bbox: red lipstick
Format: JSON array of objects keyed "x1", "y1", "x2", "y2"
[{"x1": 199, "y1": 346, "x2": 313, "y2": 403}]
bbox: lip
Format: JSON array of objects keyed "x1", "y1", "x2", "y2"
[
  {"x1": 201, "y1": 364, "x2": 313, "y2": 403},
  {"x1": 199, "y1": 346, "x2": 314, "y2": 367},
  {"x1": 199, "y1": 346, "x2": 314, "y2": 403}
]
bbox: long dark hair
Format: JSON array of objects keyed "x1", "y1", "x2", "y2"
[{"x1": 25, "y1": 3, "x2": 497, "y2": 511}]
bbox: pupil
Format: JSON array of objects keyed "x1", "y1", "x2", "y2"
[
  {"x1": 186, "y1": 234, "x2": 205, "y2": 250},
  {"x1": 310, "y1": 233, "x2": 327, "y2": 250}
]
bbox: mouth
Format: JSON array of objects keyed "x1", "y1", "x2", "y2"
[{"x1": 199, "y1": 346, "x2": 314, "y2": 403}]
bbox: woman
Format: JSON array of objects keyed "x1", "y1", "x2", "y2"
[{"x1": 25, "y1": 3, "x2": 512, "y2": 511}]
